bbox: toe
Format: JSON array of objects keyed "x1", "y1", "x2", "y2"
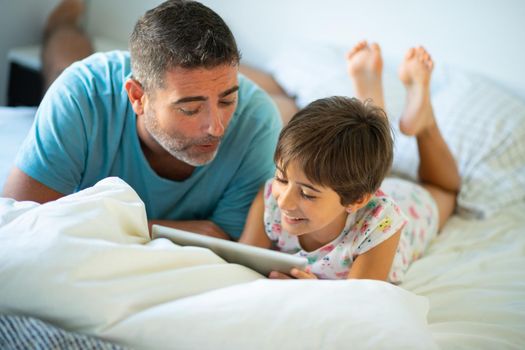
[
  {"x1": 370, "y1": 42, "x2": 381, "y2": 53},
  {"x1": 405, "y1": 47, "x2": 416, "y2": 59},
  {"x1": 348, "y1": 40, "x2": 366, "y2": 57}
]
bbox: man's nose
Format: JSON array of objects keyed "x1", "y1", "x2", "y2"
[{"x1": 207, "y1": 107, "x2": 225, "y2": 137}]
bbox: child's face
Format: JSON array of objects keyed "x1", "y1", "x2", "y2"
[{"x1": 272, "y1": 161, "x2": 350, "y2": 244}]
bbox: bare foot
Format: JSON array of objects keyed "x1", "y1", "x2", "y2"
[
  {"x1": 346, "y1": 40, "x2": 385, "y2": 109},
  {"x1": 398, "y1": 46, "x2": 436, "y2": 136},
  {"x1": 44, "y1": 0, "x2": 86, "y2": 36}
]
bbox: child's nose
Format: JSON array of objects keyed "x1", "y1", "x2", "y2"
[{"x1": 277, "y1": 186, "x2": 296, "y2": 211}]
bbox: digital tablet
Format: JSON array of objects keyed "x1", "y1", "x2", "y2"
[{"x1": 151, "y1": 224, "x2": 308, "y2": 276}]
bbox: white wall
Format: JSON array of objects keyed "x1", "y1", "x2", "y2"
[
  {"x1": 85, "y1": 0, "x2": 525, "y2": 100},
  {"x1": 2, "y1": 0, "x2": 524, "y2": 105},
  {"x1": 0, "y1": 0, "x2": 60, "y2": 106},
  {"x1": 85, "y1": 0, "x2": 162, "y2": 44},
  {"x1": 202, "y1": 0, "x2": 525, "y2": 100}
]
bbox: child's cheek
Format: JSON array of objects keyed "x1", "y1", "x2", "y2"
[{"x1": 271, "y1": 180, "x2": 282, "y2": 199}]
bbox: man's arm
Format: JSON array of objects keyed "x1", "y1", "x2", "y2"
[
  {"x1": 2, "y1": 167, "x2": 64, "y2": 203},
  {"x1": 3, "y1": 167, "x2": 231, "y2": 241}
]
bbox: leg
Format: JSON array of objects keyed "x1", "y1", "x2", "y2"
[
  {"x1": 42, "y1": 0, "x2": 93, "y2": 90},
  {"x1": 346, "y1": 40, "x2": 385, "y2": 109},
  {"x1": 239, "y1": 64, "x2": 298, "y2": 125},
  {"x1": 239, "y1": 64, "x2": 288, "y2": 96},
  {"x1": 398, "y1": 46, "x2": 461, "y2": 228},
  {"x1": 421, "y1": 184, "x2": 456, "y2": 230}
]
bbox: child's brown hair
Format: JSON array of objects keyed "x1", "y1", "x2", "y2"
[{"x1": 274, "y1": 96, "x2": 393, "y2": 205}]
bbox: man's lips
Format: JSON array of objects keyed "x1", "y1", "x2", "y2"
[{"x1": 195, "y1": 142, "x2": 219, "y2": 152}]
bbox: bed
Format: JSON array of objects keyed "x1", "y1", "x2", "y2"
[
  {"x1": 1, "y1": 1, "x2": 525, "y2": 349},
  {"x1": 1, "y1": 54, "x2": 524, "y2": 349}
]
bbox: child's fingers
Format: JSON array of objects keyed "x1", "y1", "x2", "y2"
[
  {"x1": 290, "y1": 268, "x2": 317, "y2": 279},
  {"x1": 268, "y1": 271, "x2": 293, "y2": 279}
]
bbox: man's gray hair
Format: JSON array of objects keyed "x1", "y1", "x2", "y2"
[{"x1": 129, "y1": 0, "x2": 241, "y2": 92}]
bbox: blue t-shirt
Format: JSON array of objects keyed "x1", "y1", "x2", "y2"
[{"x1": 15, "y1": 51, "x2": 282, "y2": 239}]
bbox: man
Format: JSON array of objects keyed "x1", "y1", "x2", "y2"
[{"x1": 2, "y1": 0, "x2": 282, "y2": 240}]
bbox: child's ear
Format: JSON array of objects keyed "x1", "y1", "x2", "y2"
[{"x1": 345, "y1": 193, "x2": 373, "y2": 213}]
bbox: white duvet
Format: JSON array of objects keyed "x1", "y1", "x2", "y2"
[
  {"x1": 0, "y1": 178, "x2": 523, "y2": 349},
  {"x1": 0, "y1": 178, "x2": 436, "y2": 349}
]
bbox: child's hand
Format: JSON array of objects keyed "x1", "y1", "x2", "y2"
[{"x1": 268, "y1": 268, "x2": 318, "y2": 279}]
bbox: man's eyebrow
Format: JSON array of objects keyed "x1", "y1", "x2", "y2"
[
  {"x1": 174, "y1": 96, "x2": 207, "y2": 104},
  {"x1": 173, "y1": 85, "x2": 239, "y2": 104},
  {"x1": 219, "y1": 85, "x2": 239, "y2": 98}
]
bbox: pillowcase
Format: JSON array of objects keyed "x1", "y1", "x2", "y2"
[
  {"x1": 104, "y1": 279, "x2": 437, "y2": 350},
  {"x1": 268, "y1": 44, "x2": 525, "y2": 218}
]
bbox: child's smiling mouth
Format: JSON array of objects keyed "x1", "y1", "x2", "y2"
[{"x1": 282, "y1": 212, "x2": 308, "y2": 225}]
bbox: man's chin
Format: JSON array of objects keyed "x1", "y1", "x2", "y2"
[{"x1": 175, "y1": 148, "x2": 219, "y2": 167}]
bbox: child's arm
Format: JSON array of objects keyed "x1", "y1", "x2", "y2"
[
  {"x1": 239, "y1": 187, "x2": 272, "y2": 249},
  {"x1": 347, "y1": 229, "x2": 401, "y2": 281}
]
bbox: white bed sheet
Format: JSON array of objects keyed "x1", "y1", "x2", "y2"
[
  {"x1": 403, "y1": 202, "x2": 525, "y2": 348},
  {"x1": 0, "y1": 107, "x2": 35, "y2": 191}
]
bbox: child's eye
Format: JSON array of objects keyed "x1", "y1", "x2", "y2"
[
  {"x1": 301, "y1": 192, "x2": 317, "y2": 200},
  {"x1": 178, "y1": 107, "x2": 200, "y2": 116},
  {"x1": 274, "y1": 176, "x2": 288, "y2": 184}
]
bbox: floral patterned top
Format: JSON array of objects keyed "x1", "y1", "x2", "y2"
[{"x1": 263, "y1": 177, "x2": 438, "y2": 283}]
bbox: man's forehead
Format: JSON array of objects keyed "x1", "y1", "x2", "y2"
[
  {"x1": 165, "y1": 65, "x2": 238, "y2": 86},
  {"x1": 154, "y1": 65, "x2": 238, "y2": 101}
]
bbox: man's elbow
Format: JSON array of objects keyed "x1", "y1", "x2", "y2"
[{"x1": 2, "y1": 167, "x2": 64, "y2": 203}]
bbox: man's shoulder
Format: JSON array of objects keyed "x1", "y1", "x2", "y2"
[
  {"x1": 62, "y1": 50, "x2": 131, "y2": 89},
  {"x1": 45, "y1": 50, "x2": 132, "y2": 113},
  {"x1": 235, "y1": 74, "x2": 282, "y2": 129},
  {"x1": 237, "y1": 74, "x2": 273, "y2": 108},
  {"x1": 74, "y1": 50, "x2": 130, "y2": 71},
  {"x1": 36, "y1": 50, "x2": 133, "y2": 136}
]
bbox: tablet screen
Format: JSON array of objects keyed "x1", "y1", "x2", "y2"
[{"x1": 152, "y1": 225, "x2": 308, "y2": 277}]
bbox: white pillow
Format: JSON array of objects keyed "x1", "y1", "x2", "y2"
[
  {"x1": 393, "y1": 66, "x2": 525, "y2": 218},
  {"x1": 269, "y1": 44, "x2": 525, "y2": 218},
  {"x1": 104, "y1": 279, "x2": 437, "y2": 350}
]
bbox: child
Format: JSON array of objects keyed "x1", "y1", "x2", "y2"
[{"x1": 239, "y1": 42, "x2": 460, "y2": 283}]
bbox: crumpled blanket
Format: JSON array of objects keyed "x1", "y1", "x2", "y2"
[{"x1": 0, "y1": 177, "x2": 434, "y2": 349}]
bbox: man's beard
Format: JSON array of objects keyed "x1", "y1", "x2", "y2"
[{"x1": 144, "y1": 109, "x2": 221, "y2": 167}]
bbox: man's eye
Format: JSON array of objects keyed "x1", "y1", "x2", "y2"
[
  {"x1": 178, "y1": 108, "x2": 200, "y2": 116},
  {"x1": 219, "y1": 99, "x2": 236, "y2": 106}
]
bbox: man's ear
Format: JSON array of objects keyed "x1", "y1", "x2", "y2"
[
  {"x1": 125, "y1": 78, "x2": 145, "y2": 115},
  {"x1": 345, "y1": 193, "x2": 373, "y2": 213}
]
